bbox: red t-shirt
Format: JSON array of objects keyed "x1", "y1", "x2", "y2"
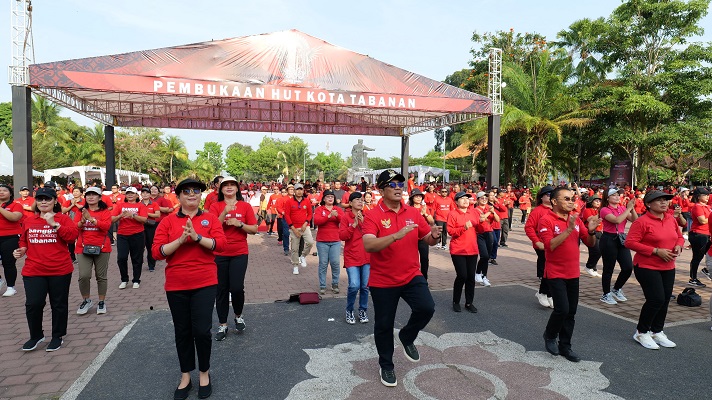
[
  {"x1": 203, "y1": 191, "x2": 218, "y2": 212},
  {"x1": 268, "y1": 193, "x2": 281, "y2": 214},
  {"x1": 284, "y1": 197, "x2": 313, "y2": 228},
  {"x1": 525, "y1": 204, "x2": 552, "y2": 249},
  {"x1": 495, "y1": 197, "x2": 510, "y2": 219},
  {"x1": 433, "y1": 196, "x2": 454, "y2": 222},
  {"x1": 152, "y1": 196, "x2": 173, "y2": 221},
  {"x1": 339, "y1": 210, "x2": 370, "y2": 268},
  {"x1": 14, "y1": 197, "x2": 35, "y2": 219},
  {"x1": 62, "y1": 198, "x2": 86, "y2": 218},
  {"x1": 447, "y1": 207, "x2": 479, "y2": 255},
  {"x1": 313, "y1": 205, "x2": 343, "y2": 242},
  {"x1": 73, "y1": 208, "x2": 112, "y2": 253},
  {"x1": 152, "y1": 210, "x2": 227, "y2": 291},
  {"x1": 112, "y1": 202, "x2": 147, "y2": 235},
  {"x1": 634, "y1": 198, "x2": 646, "y2": 215},
  {"x1": 519, "y1": 194, "x2": 532, "y2": 210},
  {"x1": 423, "y1": 192, "x2": 436, "y2": 209},
  {"x1": 209, "y1": 201, "x2": 256, "y2": 256},
  {"x1": 362, "y1": 200, "x2": 431, "y2": 288},
  {"x1": 581, "y1": 208, "x2": 602, "y2": 232},
  {"x1": 0, "y1": 201, "x2": 23, "y2": 235},
  {"x1": 671, "y1": 196, "x2": 690, "y2": 212},
  {"x1": 108, "y1": 193, "x2": 125, "y2": 207},
  {"x1": 538, "y1": 210, "x2": 590, "y2": 279},
  {"x1": 142, "y1": 200, "x2": 160, "y2": 222},
  {"x1": 691, "y1": 203, "x2": 711, "y2": 235},
  {"x1": 19, "y1": 213, "x2": 79, "y2": 276},
  {"x1": 473, "y1": 205, "x2": 495, "y2": 233},
  {"x1": 625, "y1": 212, "x2": 684, "y2": 271}
]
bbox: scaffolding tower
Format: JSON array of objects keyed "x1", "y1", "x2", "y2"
[
  {"x1": 488, "y1": 48, "x2": 503, "y2": 115},
  {"x1": 9, "y1": 0, "x2": 34, "y2": 85}
]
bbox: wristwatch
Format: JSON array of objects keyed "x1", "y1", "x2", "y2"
[{"x1": 194, "y1": 234, "x2": 203, "y2": 243}]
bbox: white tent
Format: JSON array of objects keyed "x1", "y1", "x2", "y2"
[
  {"x1": 351, "y1": 165, "x2": 450, "y2": 187},
  {"x1": 43, "y1": 166, "x2": 150, "y2": 186},
  {"x1": 0, "y1": 139, "x2": 44, "y2": 177}
]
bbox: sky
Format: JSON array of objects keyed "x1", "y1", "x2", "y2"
[{"x1": 2, "y1": 0, "x2": 711, "y2": 161}]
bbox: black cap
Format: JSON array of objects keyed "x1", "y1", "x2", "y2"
[
  {"x1": 349, "y1": 192, "x2": 363, "y2": 202},
  {"x1": 35, "y1": 187, "x2": 57, "y2": 199},
  {"x1": 538, "y1": 185, "x2": 555, "y2": 197},
  {"x1": 376, "y1": 169, "x2": 405, "y2": 189},
  {"x1": 410, "y1": 188, "x2": 424, "y2": 197},
  {"x1": 644, "y1": 190, "x2": 674, "y2": 204},
  {"x1": 20, "y1": 186, "x2": 29, "y2": 191},
  {"x1": 44, "y1": 181, "x2": 56, "y2": 188},
  {"x1": 454, "y1": 191, "x2": 472, "y2": 201},
  {"x1": 140, "y1": 187, "x2": 150, "y2": 193},
  {"x1": 175, "y1": 178, "x2": 207, "y2": 194},
  {"x1": 320, "y1": 190, "x2": 335, "y2": 205},
  {"x1": 348, "y1": 181, "x2": 357, "y2": 186},
  {"x1": 693, "y1": 187, "x2": 710, "y2": 196}
]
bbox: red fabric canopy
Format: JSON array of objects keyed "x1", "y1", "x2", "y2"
[{"x1": 29, "y1": 29, "x2": 490, "y2": 136}]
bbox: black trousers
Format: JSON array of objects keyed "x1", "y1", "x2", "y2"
[
  {"x1": 535, "y1": 249, "x2": 549, "y2": 296},
  {"x1": 215, "y1": 254, "x2": 248, "y2": 324},
  {"x1": 521, "y1": 209, "x2": 529, "y2": 223},
  {"x1": 418, "y1": 239, "x2": 430, "y2": 280},
  {"x1": 0, "y1": 235, "x2": 19, "y2": 287},
  {"x1": 277, "y1": 218, "x2": 284, "y2": 241},
  {"x1": 370, "y1": 276, "x2": 434, "y2": 371},
  {"x1": 451, "y1": 254, "x2": 477, "y2": 305},
  {"x1": 117, "y1": 232, "x2": 145, "y2": 283},
  {"x1": 476, "y1": 232, "x2": 494, "y2": 276},
  {"x1": 600, "y1": 232, "x2": 633, "y2": 294},
  {"x1": 544, "y1": 277, "x2": 579, "y2": 350},
  {"x1": 24, "y1": 273, "x2": 72, "y2": 340},
  {"x1": 634, "y1": 266, "x2": 675, "y2": 334},
  {"x1": 500, "y1": 219, "x2": 509, "y2": 245},
  {"x1": 688, "y1": 232, "x2": 710, "y2": 280},
  {"x1": 585, "y1": 231, "x2": 602, "y2": 270},
  {"x1": 435, "y1": 220, "x2": 448, "y2": 247},
  {"x1": 68, "y1": 242, "x2": 76, "y2": 262},
  {"x1": 167, "y1": 285, "x2": 217, "y2": 373},
  {"x1": 144, "y1": 224, "x2": 157, "y2": 270}
]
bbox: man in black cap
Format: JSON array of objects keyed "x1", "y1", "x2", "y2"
[{"x1": 362, "y1": 169, "x2": 443, "y2": 387}]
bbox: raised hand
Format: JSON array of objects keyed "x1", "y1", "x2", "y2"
[{"x1": 42, "y1": 212, "x2": 56, "y2": 226}]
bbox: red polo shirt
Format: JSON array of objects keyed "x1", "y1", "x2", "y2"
[
  {"x1": 581, "y1": 207, "x2": 603, "y2": 232},
  {"x1": 473, "y1": 205, "x2": 495, "y2": 233},
  {"x1": 362, "y1": 200, "x2": 431, "y2": 288},
  {"x1": 203, "y1": 191, "x2": 219, "y2": 212},
  {"x1": 73, "y1": 208, "x2": 112, "y2": 253},
  {"x1": 112, "y1": 202, "x2": 147, "y2": 235},
  {"x1": 433, "y1": 196, "x2": 454, "y2": 222},
  {"x1": 339, "y1": 210, "x2": 370, "y2": 268},
  {"x1": 538, "y1": 210, "x2": 590, "y2": 279},
  {"x1": 14, "y1": 197, "x2": 35, "y2": 219},
  {"x1": 625, "y1": 212, "x2": 684, "y2": 271},
  {"x1": 0, "y1": 201, "x2": 23, "y2": 235},
  {"x1": 690, "y1": 203, "x2": 711, "y2": 235},
  {"x1": 209, "y1": 201, "x2": 256, "y2": 256},
  {"x1": 142, "y1": 200, "x2": 160, "y2": 222},
  {"x1": 447, "y1": 207, "x2": 479, "y2": 255},
  {"x1": 284, "y1": 196, "x2": 313, "y2": 228},
  {"x1": 20, "y1": 213, "x2": 79, "y2": 276},
  {"x1": 313, "y1": 205, "x2": 343, "y2": 242},
  {"x1": 525, "y1": 204, "x2": 552, "y2": 249},
  {"x1": 151, "y1": 196, "x2": 173, "y2": 221},
  {"x1": 152, "y1": 210, "x2": 227, "y2": 291}
]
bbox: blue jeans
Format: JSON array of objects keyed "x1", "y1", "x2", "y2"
[
  {"x1": 316, "y1": 241, "x2": 341, "y2": 288},
  {"x1": 346, "y1": 264, "x2": 370, "y2": 312},
  {"x1": 281, "y1": 220, "x2": 290, "y2": 252},
  {"x1": 491, "y1": 229, "x2": 501, "y2": 259}
]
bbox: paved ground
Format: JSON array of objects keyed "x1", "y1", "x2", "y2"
[{"x1": 0, "y1": 213, "x2": 710, "y2": 399}]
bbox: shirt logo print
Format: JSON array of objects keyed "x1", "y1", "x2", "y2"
[
  {"x1": 201, "y1": 220, "x2": 209, "y2": 226},
  {"x1": 381, "y1": 219, "x2": 391, "y2": 229}
]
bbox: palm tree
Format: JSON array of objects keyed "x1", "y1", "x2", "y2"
[
  {"x1": 74, "y1": 123, "x2": 106, "y2": 166},
  {"x1": 164, "y1": 135, "x2": 189, "y2": 183},
  {"x1": 554, "y1": 18, "x2": 609, "y2": 86},
  {"x1": 31, "y1": 95, "x2": 62, "y2": 136}
]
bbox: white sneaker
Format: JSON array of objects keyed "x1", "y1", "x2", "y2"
[
  {"x1": 633, "y1": 331, "x2": 660, "y2": 350},
  {"x1": 96, "y1": 301, "x2": 106, "y2": 314},
  {"x1": 482, "y1": 277, "x2": 491, "y2": 287},
  {"x1": 77, "y1": 299, "x2": 93, "y2": 315},
  {"x1": 600, "y1": 293, "x2": 617, "y2": 305},
  {"x1": 292, "y1": 266, "x2": 299, "y2": 275},
  {"x1": 586, "y1": 268, "x2": 600, "y2": 277},
  {"x1": 2, "y1": 287, "x2": 17, "y2": 297},
  {"x1": 611, "y1": 288, "x2": 627, "y2": 302},
  {"x1": 132, "y1": 282, "x2": 140, "y2": 289},
  {"x1": 118, "y1": 282, "x2": 128, "y2": 289},
  {"x1": 299, "y1": 256, "x2": 307, "y2": 267},
  {"x1": 475, "y1": 273, "x2": 483, "y2": 283},
  {"x1": 547, "y1": 297, "x2": 554, "y2": 308},
  {"x1": 683, "y1": 234, "x2": 689, "y2": 240},
  {"x1": 442, "y1": 245, "x2": 449, "y2": 251},
  {"x1": 535, "y1": 293, "x2": 550, "y2": 307},
  {"x1": 651, "y1": 331, "x2": 676, "y2": 348},
  {"x1": 434, "y1": 244, "x2": 442, "y2": 250}
]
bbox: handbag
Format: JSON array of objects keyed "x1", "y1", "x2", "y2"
[
  {"x1": 82, "y1": 245, "x2": 102, "y2": 256},
  {"x1": 298, "y1": 292, "x2": 321, "y2": 304},
  {"x1": 615, "y1": 211, "x2": 627, "y2": 246},
  {"x1": 677, "y1": 288, "x2": 702, "y2": 307}
]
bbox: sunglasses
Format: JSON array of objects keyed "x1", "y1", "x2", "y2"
[
  {"x1": 36, "y1": 196, "x2": 54, "y2": 202},
  {"x1": 386, "y1": 182, "x2": 405, "y2": 189},
  {"x1": 181, "y1": 188, "x2": 202, "y2": 195},
  {"x1": 557, "y1": 196, "x2": 574, "y2": 202}
]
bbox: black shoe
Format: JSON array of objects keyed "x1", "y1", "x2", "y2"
[
  {"x1": 702, "y1": 268, "x2": 712, "y2": 280},
  {"x1": 465, "y1": 304, "x2": 478, "y2": 313},
  {"x1": 22, "y1": 337, "x2": 45, "y2": 351},
  {"x1": 402, "y1": 342, "x2": 420, "y2": 362},
  {"x1": 489, "y1": 259, "x2": 498, "y2": 265},
  {"x1": 500, "y1": 243, "x2": 508, "y2": 247},
  {"x1": 198, "y1": 375, "x2": 212, "y2": 399},
  {"x1": 559, "y1": 348, "x2": 581, "y2": 362},
  {"x1": 174, "y1": 380, "x2": 192, "y2": 400},
  {"x1": 234, "y1": 317, "x2": 246, "y2": 333},
  {"x1": 380, "y1": 368, "x2": 397, "y2": 387},
  {"x1": 214, "y1": 325, "x2": 228, "y2": 341},
  {"x1": 46, "y1": 337, "x2": 63, "y2": 352},
  {"x1": 543, "y1": 334, "x2": 559, "y2": 355},
  {"x1": 688, "y1": 278, "x2": 707, "y2": 288},
  {"x1": 453, "y1": 303, "x2": 461, "y2": 312}
]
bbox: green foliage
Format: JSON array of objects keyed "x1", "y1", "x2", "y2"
[
  {"x1": 0, "y1": 102, "x2": 12, "y2": 145},
  {"x1": 225, "y1": 142, "x2": 254, "y2": 179},
  {"x1": 313, "y1": 151, "x2": 347, "y2": 181},
  {"x1": 195, "y1": 142, "x2": 225, "y2": 177}
]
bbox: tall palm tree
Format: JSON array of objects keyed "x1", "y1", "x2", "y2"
[
  {"x1": 74, "y1": 123, "x2": 106, "y2": 166},
  {"x1": 31, "y1": 95, "x2": 62, "y2": 136},
  {"x1": 555, "y1": 18, "x2": 609, "y2": 86},
  {"x1": 163, "y1": 135, "x2": 189, "y2": 183}
]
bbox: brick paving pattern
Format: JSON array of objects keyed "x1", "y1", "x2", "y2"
[{"x1": 0, "y1": 213, "x2": 709, "y2": 399}]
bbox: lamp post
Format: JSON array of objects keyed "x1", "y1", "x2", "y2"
[{"x1": 442, "y1": 127, "x2": 450, "y2": 183}]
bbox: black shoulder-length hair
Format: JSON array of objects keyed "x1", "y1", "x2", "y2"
[{"x1": 0, "y1": 184, "x2": 14, "y2": 209}]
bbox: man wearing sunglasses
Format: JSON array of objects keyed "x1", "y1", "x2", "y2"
[{"x1": 362, "y1": 169, "x2": 443, "y2": 388}]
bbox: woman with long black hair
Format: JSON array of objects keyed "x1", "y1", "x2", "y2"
[
  {"x1": 0, "y1": 184, "x2": 23, "y2": 297},
  {"x1": 599, "y1": 188, "x2": 638, "y2": 304},
  {"x1": 525, "y1": 185, "x2": 555, "y2": 308},
  {"x1": 473, "y1": 191, "x2": 499, "y2": 287},
  {"x1": 687, "y1": 187, "x2": 710, "y2": 287}
]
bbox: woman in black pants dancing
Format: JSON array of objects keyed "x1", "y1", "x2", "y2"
[
  {"x1": 599, "y1": 188, "x2": 638, "y2": 305},
  {"x1": 524, "y1": 185, "x2": 555, "y2": 308},
  {"x1": 687, "y1": 187, "x2": 711, "y2": 287}
]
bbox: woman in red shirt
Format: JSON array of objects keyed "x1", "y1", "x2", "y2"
[
  {"x1": 525, "y1": 185, "x2": 555, "y2": 308},
  {"x1": 688, "y1": 187, "x2": 711, "y2": 287},
  {"x1": 111, "y1": 187, "x2": 148, "y2": 289},
  {"x1": 0, "y1": 184, "x2": 23, "y2": 297},
  {"x1": 408, "y1": 189, "x2": 435, "y2": 280},
  {"x1": 140, "y1": 187, "x2": 161, "y2": 272},
  {"x1": 152, "y1": 178, "x2": 227, "y2": 400},
  {"x1": 362, "y1": 191, "x2": 374, "y2": 212},
  {"x1": 314, "y1": 190, "x2": 343, "y2": 294},
  {"x1": 14, "y1": 187, "x2": 79, "y2": 352},
  {"x1": 339, "y1": 192, "x2": 371, "y2": 324},
  {"x1": 625, "y1": 190, "x2": 682, "y2": 350},
  {"x1": 209, "y1": 177, "x2": 257, "y2": 341},
  {"x1": 473, "y1": 191, "x2": 499, "y2": 286},
  {"x1": 582, "y1": 195, "x2": 603, "y2": 277},
  {"x1": 518, "y1": 190, "x2": 532, "y2": 223},
  {"x1": 74, "y1": 187, "x2": 112, "y2": 315},
  {"x1": 447, "y1": 192, "x2": 479, "y2": 313}
]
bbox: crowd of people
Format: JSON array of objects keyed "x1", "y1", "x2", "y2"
[{"x1": 0, "y1": 174, "x2": 710, "y2": 396}]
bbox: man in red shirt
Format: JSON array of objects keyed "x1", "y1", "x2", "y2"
[
  {"x1": 15, "y1": 186, "x2": 35, "y2": 219},
  {"x1": 284, "y1": 183, "x2": 314, "y2": 274},
  {"x1": 496, "y1": 188, "x2": 512, "y2": 247},
  {"x1": 433, "y1": 187, "x2": 454, "y2": 249},
  {"x1": 538, "y1": 187, "x2": 599, "y2": 363},
  {"x1": 362, "y1": 169, "x2": 442, "y2": 388}
]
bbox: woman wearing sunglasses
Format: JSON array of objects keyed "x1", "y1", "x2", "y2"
[
  {"x1": 15, "y1": 187, "x2": 79, "y2": 352},
  {"x1": 599, "y1": 188, "x2": 638, "y2": 305},
  {"x1": 152, "y1": 178, "x2": 227, "y2": 400}
]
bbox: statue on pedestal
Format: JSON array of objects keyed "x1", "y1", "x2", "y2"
[{"x1": 351, "y1": 139, "x2": 375, "y2": 170}]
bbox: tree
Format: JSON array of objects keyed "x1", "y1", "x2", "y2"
[
  {"x1": 195, "y1": 142, "x2": 225, "y2": 177},
  {"x1": 115, "y1": 127, "x2": 166, "y2": 179},
  {"x1": 164, "y1": 135, "x2": 189, "y2": 183},
  {"x1": 225, "y1": 142, "x2": 254, "y2": 179},
  {"x1": 367, "y1": 157, "x2": 394, "y2": 170},
  {"x1": 0, "y1": 102, "x2": 11, "y2": 145},
  {"x1": 276, "y1": 136, "x2": 309, "y2": 181},
  {"x1": 74, "y1": 124, "x2": 106, "y2": 166},
  {"x1": 313, "y1": 151, "x2": 347, "y2": 182}
]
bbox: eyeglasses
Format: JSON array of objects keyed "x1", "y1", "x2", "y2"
[
  {"x1": 181, "y1": 188, "x2": 202, "y2": 195},
  {"x1": 557, "y1": 196, "x2": 574, "y2": 202},
  {"x1": 386, "y1": 182, "x2": 405, "y2": 189},
  {"x1": 440, "y1": 190, "x2": 448, "y2": 193}
]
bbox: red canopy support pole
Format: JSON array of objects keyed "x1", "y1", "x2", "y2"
[
  {"x1": 487, "y1": 115, "x2": 500, "y2": 187},
  {"x1": 104, "y1": 125, "x2": 116, "y2": 188},
  {"x1": 12, "y1": 86, "x2": 32, "y2": 197},
  {"x1": 400, "y1": 131, "x2": 409, "y2": 182}
]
